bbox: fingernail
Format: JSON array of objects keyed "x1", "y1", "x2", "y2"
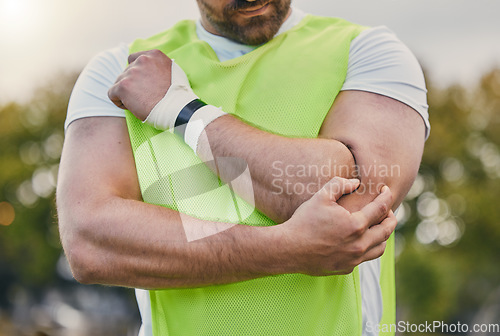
[
  {"x1": 349, "y1": 178, "x2": 360, "y2": 184},
  {"x1": 381, "y1": 185, "x2": 389, "y2": 193}
]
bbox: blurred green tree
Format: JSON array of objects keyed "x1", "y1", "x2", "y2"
[
  {"x1": 396, "y1": 69, "x2": 500, "y2": 333},
  {"x1": 0, "y1": 74, "x2": 76, "y2": 302},
  {"x1": 0, "y1": 74, "x2": 140, "y2": 335}
]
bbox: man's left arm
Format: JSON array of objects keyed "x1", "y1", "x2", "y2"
[
  {"x1": 201, "y1": 89, "x2": 425, "y2": 217},
  {"x1": 110, "y1": 50, "x2": 426, "y2": 222},
  {"x1": 319, "y1": 89, "x2": 425, "y2": 213}
]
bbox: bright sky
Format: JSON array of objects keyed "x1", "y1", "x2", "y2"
[{"x1": 1, "y1": 0, "x2": 500, "y2": 103}]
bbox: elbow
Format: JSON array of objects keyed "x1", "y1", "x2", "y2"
[
  {"x1": 64, "y1": 238, "x2": 99, "y2": 285},
  {"x1": 58, "y1": 211, "x2": 105, "y2": 285},
  {"x1": 61, "y1": 227, "x2": 100, "y2": 285}
]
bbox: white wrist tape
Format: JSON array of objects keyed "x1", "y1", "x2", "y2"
[
  {"x1": 143, "y1": 60, "x2": 227, "y2": 152},
  {"x1": 143, "y1": 60, "x2": 198, "y2": 130},
  {"x1": 184, "y1": 105, "x2": 227, "y2": 152}
]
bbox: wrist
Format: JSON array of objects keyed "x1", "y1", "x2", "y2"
[
  {"x1": 142, "y1": 60, "x2": 199, "y2": 130},
  {"x1": 141, "y1": 61, "x2": 227, "y2": 151},
  {"x1": 261, "y1": 222, "x2": 303, "y2": 275},
  {"x1": 182, "y1": 104, "x2": 227, "y2": 152}
]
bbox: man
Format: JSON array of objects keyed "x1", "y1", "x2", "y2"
[{"x1": 57, "y1": 0, "x2": 429, "y2": 335}]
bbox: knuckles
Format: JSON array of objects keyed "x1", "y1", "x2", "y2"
[
  {"x1": 127, "y1": 66, "x2": 141, "y2": 76},
  {"x1": 383, "y1": 226, "x2": 392, "y2": 241},
  {"x1": 379, "y1": 241, "x2": 387, "y2": 253},
  {"x1": 352, "y1": 222, "x2": 366, "y2": 237},
  {"x1": 115, "y1": 77, "x2": 132, "y2": 94},
  {"x1": 149, "y1": 48, "x2": 166, "y2": 58},
  {"x1": 377, "y1": 201, "x2": 388, "y2": 216},
  {"x1": 135, "y1": 49, "x2": 170, "y2": 65},
  {"x1": 134, "y1": 54, "x2": 151, "y2": 65},
  {"x1": 348, "y1": 217, "x2": 366, "y2": 237},
  {"x1": 349, "y1": 241, "x2": 368, "y2": 258},
  {"x1": 381, "y1": 216, "x2": 396, "y2": 240}
]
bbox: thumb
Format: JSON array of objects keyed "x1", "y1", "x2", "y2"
[{"x1": 317, "y1": 177, "x2": 360, "y2": 203}]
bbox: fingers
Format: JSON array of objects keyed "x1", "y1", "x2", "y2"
[
  {"x1": 361, "y1": 241, "x2": 387, "y2": 263},
  {"x1": 317, "y1": 177, "x2": 360, "y2": 203},
  {"x1": 318, "y1": 216, "x2": 395, "y2": 276},
  {"x1": 353, "y1": 185, "x2": 393, "y2": 228},
  {"x1": 128, "y1": 50, "x2": 152, "y2": 64},
  {"x1": 108, "y1": 84, "x2": 125, "y2": 109},
  {"x1": 108, "y1": 73, "x2": 130, "y2": 110},
  {"x1": 108, "y1": 61, "x2": 135, "y2": 109},
  {"x1": 109, "y1": 49, "x2": 172, "y2": 111},
  {"x1": 362, "y1": 209, "x2": 396, "y2": 255},
  {"x1": 347, "y1": 210, "x2": 396, "y2": 267},
  {"x1": 128, "y1": 49, "x2": 170, "y2": 65}
]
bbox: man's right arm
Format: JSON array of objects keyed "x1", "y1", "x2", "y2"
[
  {"x1": 57, "y1": 116, "x2": 396, "y2": 288},
  {"x1": 58, "y1": 116, "x2": 285, "y2": 288}
]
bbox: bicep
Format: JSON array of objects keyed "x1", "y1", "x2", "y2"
[
  {"x1": 57, "y1": 117, "x2": 142, "y2": 217},
  {"x1": 319, "y1": 90, "x2": 425, "y2": 211}
]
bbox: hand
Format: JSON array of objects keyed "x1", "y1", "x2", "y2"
[
  {"x1": 284, "y1": 177, "x2": 396, "y2": 276},
  {"x1": 108, "y1": 49, "x2": 173, "y2": 121}
]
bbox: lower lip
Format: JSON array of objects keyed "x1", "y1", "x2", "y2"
[{"x1": 238, "y1": 3, "x2": 271, "y2": 17}]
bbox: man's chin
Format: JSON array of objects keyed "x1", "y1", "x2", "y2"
[
  {"x1": 215, "y1": 1, "x2": 290, "y2": 45},
  {"x1": 229, "y1": 15, "x2": 282, "y2": 45}
]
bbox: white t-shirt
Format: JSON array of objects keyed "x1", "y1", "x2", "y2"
[{"x1": 66, "y1": 8, "x2": 429, "y2": 336}]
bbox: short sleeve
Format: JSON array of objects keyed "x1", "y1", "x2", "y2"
[
  {"x1": 342, "y1": 26, "x2": 430, "y2": 139},
  {"x1": 65, "y1": 43, "x2": 130, "y2": 130}
]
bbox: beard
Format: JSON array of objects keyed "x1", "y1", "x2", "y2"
[{"x1": 198, "y1": 0, "x2": 292, "y2": 46}]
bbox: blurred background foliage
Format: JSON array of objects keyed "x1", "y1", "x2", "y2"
[
  {"x1": 0, "y1": 68, "x2": 499, "y2": 335},
  {"x1": 0, "y1": 74, "x2": 140, "y2": 335},
  {"x1": 396, "y1": 69, "x2": 500, "y2": 333}
]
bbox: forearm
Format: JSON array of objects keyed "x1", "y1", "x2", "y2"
[
  {"x1": 58, "y1": 117, "x2": 295, "y2": 289},
  {"x1": 60, "y1": 195, "x2": 292, "y2": 289},
  {"x1": 198, "y1": 114, "x2": 356, "y2": 223}
]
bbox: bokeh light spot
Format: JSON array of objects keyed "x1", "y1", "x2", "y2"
[
  {"x1": 416, "y1": 219, "x2": 439, "y2": 245},
  {"x1": 0, "y1": 202, "x2": 16, "y2": 226},
  {"x1": 440, "y1": 157, "x2": 465, "y2": 183}
]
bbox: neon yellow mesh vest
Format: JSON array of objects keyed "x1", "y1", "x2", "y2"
[{"x1": 126, "y1": 15, "x2": 395, "y2": 336}]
